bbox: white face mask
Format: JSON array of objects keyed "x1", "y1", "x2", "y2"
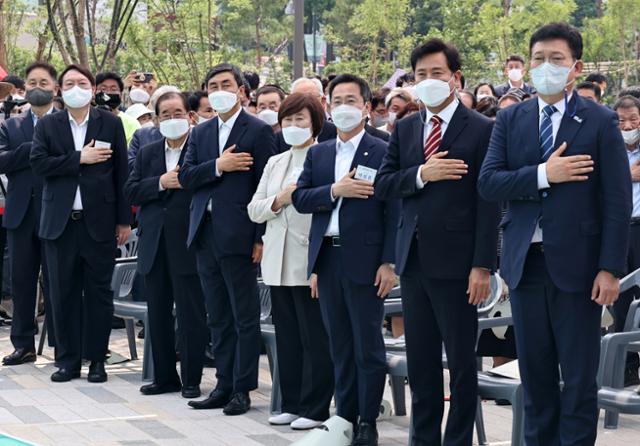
[
  {"x1": 62, "y1": 85, "x2": 93, "y2": 109},
  {"x1": 415, "y1": 76, "x2": 454, "y2": 108},
  {"x1": 476, "y1": 93, "x2": 491, "y2": 101},
  {"x1": 388, "y1": 111, "x2": 397, "y2": 125},
  {"x1": 159, "y1": 118, "x2": 190, "y2": 140},
  {"x1": 257, "y1": 109, "x2": 279, "y2": 126},
  {"x1": 622, "y1": 129, "x2": 640, "y2": 146},
  {"x1": 508, "y1": 68, "x2": 523, "y2": 82},
  {"x1": 282, "y1": 126, "x2": 312, "y2": 147},
  {"x1": 129, "y1": 88, "x2": 150, "y2": 104},
  {"x1": 141, "y1": 121, "x2": 155, "y2": 128},
  {"x1": 331, "y1": 104, "x2": 364, "y2": 132},
  {"x1": 530, "y1": 61, "x2": 575, "y2": 96},
  {"x1": 208, "y1": 90, "x2": 238, "y2": 113},
  {"x1": 197, "y1": 115, "x2": 211, "y2": 125}
]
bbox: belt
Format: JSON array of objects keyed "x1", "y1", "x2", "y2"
[
  {"x1": 631, "y1": 217, "x2": 640, "y2": 226},
  {"x1": 70, "y1": 210, "x2": 83, "y2": 221},
  {"x1": 529, "y1": 242, "x2": 544, "y2": 254},
  {"x1": 323, "y1": 236, "x2": 341, "y2": 247}
]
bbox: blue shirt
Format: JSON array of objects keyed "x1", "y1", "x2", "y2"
[{"x1": 627, "y1": 144, "x2": 640, "y2": 217}]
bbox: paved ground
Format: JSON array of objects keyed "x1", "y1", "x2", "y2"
[{"x1": 0, "y1": 324, "x2": 638, "y2": 445}]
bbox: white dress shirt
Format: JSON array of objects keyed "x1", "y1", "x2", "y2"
[
  {"x1": 158, "y1": 137, "x2": 187, "y2": 191},
  {"x1": 69, "y1": 111, "x2": 90, "y2": 210},
  {"x1": 208, "y1": 107, "x2": 242, "y2": 211},
  {"x1": 416, "y1": 98, "x2": 460, "y2": 188},
  {"x1": 326, "y1": 128, "x2": 365, "y2": 236},
  {"x1": 31, "y1": 106, "x2": 54, "y2": 127},
  {"x1": 532, "y1": 94, "x2": 571, "y2": 243}
]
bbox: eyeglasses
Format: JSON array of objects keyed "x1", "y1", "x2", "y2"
[{"x1": 159, "y1": 111, "x2": 187, "y2": 120}]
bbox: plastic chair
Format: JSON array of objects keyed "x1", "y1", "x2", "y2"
[
  {"x1": 261, "y1": 323, "x2": 282, "y2": 414},
  {"x1": 116, "y1": 229, "x2": 139, "y2": 258},
  {"x1": 257, "y1": 279, "x2": 272, "y2": 324}
]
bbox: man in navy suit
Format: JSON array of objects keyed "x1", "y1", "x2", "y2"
[
  {"x1": 30, "y1": 64, "x2": 131, "y2": 383},
  {"x1": 494, "y1": 55, "x2": 537, "y2": 98},
  {"x1": 293, "y1": 74, "x2": 398, "y2": 446},
  {"x1": 179, "y1": 64, "x2": 276, "y2": 415},
  {"x1": 479, "y1": 23, "x2": 631, "y2": 446},
  {"x1": 376, "y1": 39, "x2": 500, "y2": 446},
  {"x1": 124, "y1": 92, "x2": 207, "y2": 400},
  {"x1": 0, "y1": 62, "x2": 59, "y2": 365}
]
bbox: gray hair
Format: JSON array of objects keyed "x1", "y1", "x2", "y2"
[
  {"x1": 291, "y1": 77, "x2": 324, "y2": 99},
  {"x1": 149, "y1": 85, "x2": 180, "y2": 114}
]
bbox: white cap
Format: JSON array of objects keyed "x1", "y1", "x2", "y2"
[
  {"x1": 129, "y1": 88, "x2": 150, "y2": 104},
  {"x1": 126, "y1": 103, "x2": 153, "y2": 120},
  {"x1": 149, "y1": 85, "x2": 180, "y2": 113}
]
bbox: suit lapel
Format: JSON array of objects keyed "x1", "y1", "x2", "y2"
[
  {"x1": 520, "y1": 98, "x2": 543, "y2": 165},
  {"x1": 177, "y1": 134, "x2": 190, "y2": 167},
  {"x1": 151, "y1": 139, "x2": 167, "y2": 176},
  {"x1": 84, "y1": 107, "x2": 102, "y2": 146},
  {"x1": 60, "y1": 110, "x2": 76, "y2": 153},
  {"x1": 224, "y1": 109, "x2": 249, "y2": 151},
  {"x1": 412, "y1": 111, "x2": 426, "y2": 164},
  {"x1": 555, "y1": 94, "x2": 585, "y2": 150},
  {"x1": 272, "y1": 151, "x2": 292, "y2": 191},
  {"x1": 20, "y1": 112, "x2": 34, "y2": 141},
  {"x1": 349, "y1": 132, "x2": 375, "y2": 170},
  {"x1": 439, "y1": 103, "x2": 468, "y2": 153}
]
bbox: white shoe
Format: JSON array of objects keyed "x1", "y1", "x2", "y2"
[
  {"x1": 269, "y1": 412, "x2": 299, "y2": 425},
  {"x1": 290, "y1": 417, "x2": 323, "y2": 430}
]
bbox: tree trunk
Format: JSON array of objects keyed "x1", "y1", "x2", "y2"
[
  {"x1": 255, "y1": 9, "x2": 262, "y2": 68},
  {"x1": 46, "y1": 0, "x2": 72, "y2": 65},
  {"x1": 67, "y1": 0, "x2": 89, "y2": 67},
  {"x1": 0, "y1": 0, "x2": 8, "y2": 70},
  {"x1": 57, "y1": 0, "x2": 79, "y2": 62}
]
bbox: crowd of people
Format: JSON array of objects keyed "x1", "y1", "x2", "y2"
[{"x1": 0, "y1": 20, "x2": 639, "y2": 446}]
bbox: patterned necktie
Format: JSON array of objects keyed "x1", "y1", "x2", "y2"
[
  {"x1": 423, "y1": 115, "x2": 443, "y2": 162},
  {"x1": 540, "y1": 104, "x2": 558, "y2": 161}
]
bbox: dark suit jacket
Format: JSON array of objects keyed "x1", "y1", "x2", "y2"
[
  {"x1": 494, "y1": 82, "x2": 536, "y2": 98},
  {"x1": 128, "y1": 126, "x2": 163, "y2": 171},
  {"x1": 478, "y1": 94, "x2": 632, "y2": 292},
  {"x1": 0, "y1": 110, "x2": 51, "y2": 229},
  {"x1": 365, "y1": 123, "x2": 390, "y2": 142},
  {"x1": 124, "y1": 137, "x2": 197, "y2": 275},
  {"x1": 292, "y1": 132, "x2": 399, "y2": 285},
  {"x1": 275, "y1": 120, "x2": 338, "y2": 153},
  {"x1": 376, "y1": 104, "x2": 500, "y2": 278},
  {"x1": 30, "y1": 107, "x2": 131, "y2": 242},
  {"x1": 178, "y1": 109, "x2": 276, "y2": 255}
]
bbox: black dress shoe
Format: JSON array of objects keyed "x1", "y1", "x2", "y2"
[
  {"x1": 181, "y1": 385, "x2": 201, "y2": 399},
  {"x1": 2, "y1": 348, "x2": 36, "y2": 366},
  {"x1": 188, "y1": 388, "x2": 231, "y2": 409},
  {"x1": 51, "y1": 368, "x2": 81, "y2": 382},
  {"x1": 352, "y1": 421, "x2": 378, "y2": 446},
  {"x1": 223, "y1": 392, "x2": 251, "y2": 416},
  {"x1": 87, "y1": 361, "x2": 108, "y2": 383},
  {"x1": 140, "y1": 382, "x2": 181, "y2": 395}
]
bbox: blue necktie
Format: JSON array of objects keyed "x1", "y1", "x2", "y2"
[{"x1": 540, "y1": 104, "x2": 558, "y2": 161}]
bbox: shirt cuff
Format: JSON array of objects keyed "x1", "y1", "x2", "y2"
[
  {"x1": 215, "y1": 160, "x2": 222, "y2": 177},
  {"x1": 330, "y1": 185, "x2": 337, "y2": 202},
  {"x1": 158, "y1": 177, "x2": 165, "y2": 191},
  {"x1": 416, "y1": 165, "x2": 425, "y2": 189},
  {"x1": 537, "y1": 163, "x2": 550, "y2": 189}
]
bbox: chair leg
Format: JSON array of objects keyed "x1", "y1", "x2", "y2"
[
  {"x1": 475, "y1": 397, "x2": 488, "y2": 445},
  {"x1": 511, "y1": 386, "x2": 525, "y2": 446},
  {"x1": 125, "y1": 319, "x2": 138, "y2": 360},
  {"x1": 37, "y1": 316, "x2": 47, "y2": 355},
  {"x1": 604, "y1": 409, "x2": 620, "y2": 429},
  {"x1": 142, "y1": 314, "x2": 154, "y2": 382},
  {"x1": 264, "y1": 337, "x2": 282, "y2": 414},
  {"x1": 389, "y1": 375, "x2": 407, "y2": 416}
]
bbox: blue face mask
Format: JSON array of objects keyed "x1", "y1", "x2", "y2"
[{"x1": 530, "y1": 61, "x2": 576, "y2": 96}]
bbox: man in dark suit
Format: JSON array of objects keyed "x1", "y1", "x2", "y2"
[
  {"x1": 293, "y1": 74, "x2": 398, "y2": 446},
  {"x1": 494, "y1": 55, "x2": 537, "y2": 98},
  {"x1": 0, "y1": 62, "x2": 59, "y2": 365},
  {"x1": 478, "y1": 23, "x2": 631, "y2": 446},
  {"x1": 179, "y1": 64, "x2": 276, "y2": 415},
  {"x1": 30, "y1": 64, "x2": 131, "y2": 383},
  {"x1": 124, "y1": 91, "x2": 207, "y2": 399},
  {"x1": 376, "y1": 39, "x2": 499, "y2": 446}
]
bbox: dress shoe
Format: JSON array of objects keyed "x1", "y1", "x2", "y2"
[
  {"x1": 2, "y1": 348, "x2": 36, "y2": 366},
  {"x1": 87, "y1": 361, "x2": 108, "y2": 383},
  {"x1": 624, "y1": 368, "x2": 640, "y2": 387},
  {"x1": 223, "y1": 392, "x2": 251, "y2": 416},
  {"x1": 188, "y1": 388, "x2": 231, "y2": 409},
  {"x1": 268, "y1": 412, "x2": 299, "y2": 425},
  {"x1": 51, "y1": 368, "x2": 81, "y2": 382},
  {"x1": 352, "y1": 421, "x2": 378, "y2": 446},
  {"x1": 181, "y1": 385, "x2": 201, "y2": 399},
  {"x1": 140, "y1": 382, "x2": 181, "y2": 395},
  {"x1": 290, "y1": 417, "x2": 323, "y2": 430}
]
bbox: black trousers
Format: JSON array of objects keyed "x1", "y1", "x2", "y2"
[
  {"x1": 195, "y1": 222, "x2": 261, "y2": 393},
  {"x1": 315, "y1": 244, "x2": 386, "y2": 423},
  {"x1": 44, "y1": 219, "x2": 115, "y2": 370},
  {"x1": 614, "y1": 223, "x2": 640, "y2": 371},
  {"x1": 144, "y1": 231, "x2": 208, "y2": 387},
  {"x1": 401, "y1": 240, "x2": 478, "y2": 446},
  {"x1": 270, "y1": 285, "x2": 334, "y2": 420},
  {"x1": 510, "y1": 249, "x2": 600, "y2": 446},
  {"x1": 8, "y1": 201, "x2": 55, "y2": 350}
]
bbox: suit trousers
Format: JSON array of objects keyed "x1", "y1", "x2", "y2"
[
  {"x1": 195, "y1": 219, "x2": 261, "y2": 393},
  {"x1": 401, "y1": 239, "x2": 478, "y2": 446},
  {"x1": 44, "y1": 219, "x2": 115, "y2": 369},
  {"x1": 8, "y1": 200, "x2": 55, "y2": 350},
  {"x1": 510, "y1": 248, "x2": 601, "y2": 446},
  {"x1": 144, "y1": 229, "x2": 208, "y2": 387},
  {"x1": 315, "y1": 243, "x2": 386, "y2": 423},
  {"x1": 270, "y1": 285, "x2": 334, "y2": 420}
]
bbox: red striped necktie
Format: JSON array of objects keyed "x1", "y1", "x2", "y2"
[{"x1": 423, "y1": 115, "x2": 442, "y2": 162}]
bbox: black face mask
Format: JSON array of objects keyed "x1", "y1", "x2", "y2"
[
  {"x1": 25, "y1": 88, "x2": 54, "y2": 107},
  {"x1": 95, "y1": 92, "x2": 122, "y2": 109}
]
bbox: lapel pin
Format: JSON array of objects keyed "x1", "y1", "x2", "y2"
[
  {"x1": 364, "y1": 152, "x2": 369, "y2": 156},
  {"x1": 573, "y1": 115, "x2": 583, "y2": 123}
]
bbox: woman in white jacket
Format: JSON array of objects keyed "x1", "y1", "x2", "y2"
[{"x1": 248, "y1": 93, "x2": 333, "y2": 430}]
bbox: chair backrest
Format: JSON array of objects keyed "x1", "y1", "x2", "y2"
[
  {"x1": 117, "y1": 229, "x2": 139, "y2": 259},
  {"x1": 624, "y1": 298, "x2": 640, "y2": 332},
  {"x1": 257, "y1": 279, "x2": 272, "y2": 323},
  {"x1": 477, "y1": 272, "x2": 503, "y2": 318},
  {"x1": 111, "y1": 262, "x2": 138, "y2": 301},
  {"x1": 620, "y1": 266, "x2": 640, "y2": 294}
]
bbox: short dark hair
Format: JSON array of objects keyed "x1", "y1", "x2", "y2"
[
  {"x1": 155, "y1": 91, "x2": 189, "y2": 116},
  {"x1": 459, "y1": 90, "x2": 477, "y2": 109},
  {"x1": 396, "y1": 72, "x2": 415, "y2": 87},
  {"x1": 277, "y1": 92, "x2": 326, "y2": 138},
  {"x1": 328, "y1": 74, "x2": 372, "y2": 103},
  {"x1": 187, "y1": 91, "x2": 208, "y2": 112},
  {"x1": 576, "y1": 81, "x2": 602, "y2": 101},
  {"x1": 613, "y1": 95, "x2": 640, "y2": 114},
  {"x1": 586, "y1": 72, "x2": 607, "y2": 84},
  {"x1": 474, "y1": 82, "x2": 496, "y2": 97},
  {"x1": 203, "y1": 63, "x2": 246, "y2": 90},
  {"x1": 619, "y1": 86, "x2": 640, "y2": 100},
  {"x1": 476, "y1": 96, "x2": 499, "y2": 118},
  {"x1": 95, "y1": 72, "x2": 124, "y2": 92},
  {"x1": 371, "y1": 91, "x2": 388, "y2": 110},
  {"x1": 505, "y1": 55, "x2": 525, "y2": 66},
  {"x1": 255, "y1": 85, "x2": 286, "y2": 103},
  {"x1": 59, "y1": 64, "x2": 95, "y2": 86},
  {"x1": 1, "y1": 75, "x2": 24, "y2": 90},
  {"x1": 25, "y1": 62, "x2": 57, "y2": 81},
  {"x1": 243, "y1": 71, "x2": 260, "y2": 90},
  {"x1": 529, "y1": 22, "x2": 583, "y2": 60},
  {"x1": 411, "y1": 38, "x2": 462, "y2": 73}
]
